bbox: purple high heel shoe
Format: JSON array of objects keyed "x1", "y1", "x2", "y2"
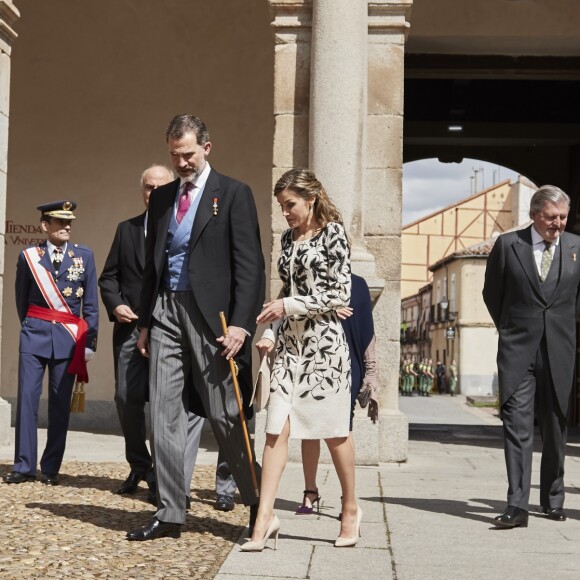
[{"x1": 295, "y1": 489, "x2": 321, "y2": 515}]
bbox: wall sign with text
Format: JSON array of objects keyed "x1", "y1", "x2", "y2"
[{"x1": 5, "y1": 221, "x2": 44, "y2": 246}]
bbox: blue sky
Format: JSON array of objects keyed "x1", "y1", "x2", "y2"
[{"x1": 402, "y1": 158, "x2": 522, "y2": 225}]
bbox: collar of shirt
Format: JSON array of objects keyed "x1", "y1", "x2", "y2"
[
  {"x1": 531, "y1": 226, "x2": 559, "y2": 249},
  {"x1": 178, "y1": 161, "x2": 211, "y2": 201},
  {"x1": 46, "y1": 240, "x2": 67, "y2": 258}
]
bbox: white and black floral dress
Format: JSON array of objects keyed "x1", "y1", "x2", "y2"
[{"x1": 262, "y1": 222, "x2": 352, "y2": 439}]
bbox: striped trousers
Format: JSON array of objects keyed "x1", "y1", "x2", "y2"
[{"x1": 149, "y1": 289, "x2": 260, "y2": 524}]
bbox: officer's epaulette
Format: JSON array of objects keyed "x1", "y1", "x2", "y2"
[{"x1": 71, "y1": 243, "x2": 91, "y2": 252}]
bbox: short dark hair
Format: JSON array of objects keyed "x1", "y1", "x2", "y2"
[{"x1": 165, "y1": 114, "x2": 210, "y2": 145}]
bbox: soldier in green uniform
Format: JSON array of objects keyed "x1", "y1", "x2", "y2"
[
  {"x1": 425, "y1": 358, "x2": 435, "y2": 397},
  {"x1": 399, "y1": 358, "x2": 405, "y2": 395},
  {"x1": 418, "y1": 358, "x2": 426, "y2": 396},
  {"x1": 449, "y1": 359, "x2": 458, "y2": 396},
  {"x1": 405, "y1": 358, "x2": 413, "y2": 396}
]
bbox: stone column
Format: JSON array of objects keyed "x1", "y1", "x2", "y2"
[
  {"x1": 309, "y1": 0, "x2": 381, "y2": 284},
  {"x1": 0, "y1": 0, "x2": 19, "y2": 446},
  {"x1": 269, "y1": 0, "x2": 312, "y2": 298},
  {"x1": 265, "y1": 0, "x2": 412, "y2": 463},
  {"x1": 367, "y1": 0, "x2": 413, "y2": 461}
]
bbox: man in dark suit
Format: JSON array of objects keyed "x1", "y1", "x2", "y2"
[
  {"x1": 99, "y1": 164, "x2": 174, "y2": 497},
  {"x1": 4, "y1": 201, "x2": 98, "y2": 486},
  {"x1": 483, "y1": 185, "x2": 580, "y2": 528},
  {"x1": 126, "y1": 115, "x2": 264, "y2": 541},
  {"x1": 99, "y1": 164, "x2": 236, "y2": 508}
]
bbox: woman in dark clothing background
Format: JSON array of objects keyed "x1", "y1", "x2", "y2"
[{"x1": 296, "y1": 273, "x2": 378, "y2": 515}]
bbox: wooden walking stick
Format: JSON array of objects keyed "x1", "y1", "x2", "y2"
[{"x1": 219, "y1": 311, "x2": 260, "y2": 499}]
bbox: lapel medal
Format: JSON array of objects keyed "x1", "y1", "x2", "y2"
[
  {"x1": 573, "y1": 253, "x2": 577, "y2": 262},
  {"x1": 66, "y1": 257, "x2": 85, "y2": 282},
  {"x1": 213, "y1": 197, "x2": 219, "y2": 216}
]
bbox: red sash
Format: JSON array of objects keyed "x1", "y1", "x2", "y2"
[{"x1": 26, "y1": 304, "x2": 89, "y2": 383}]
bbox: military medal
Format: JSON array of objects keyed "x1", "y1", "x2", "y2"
[
  {"x1": 75, "y1": 287, "x2": 84, "y2": 298},
  {"x1": 573, "y1": 253, "x2": 577, "y2": 262},
  {"x1": 66, "y1": 257, "x2": 85, "y2": 282},
  {"x1": 62, "y1": 287, "x2": 73, "y2": 297},
  {"x1": 213, "y1": 197, "x2": 219, "y2": 216}
]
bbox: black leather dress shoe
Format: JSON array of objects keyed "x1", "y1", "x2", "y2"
[
  {"x1": 543, "y1": 506, "x2": 567, "y2": 521},
  {"x1": 40, "y1": 473, "x2": 59, "y2": 486},
  {"x1": 494, "y1": 505, "x2": 529, "y2": 528},
  {"x1": 4, "y1": 471, "x2": 36, "y2": 484},
  {"x1": 248, "y1": 503, "x2": 258, "y2": 536},
  {"x1": 117, "y1": 471, "x2": 145, "y2": 495},
  {"x1": 215, "y1": 494, "x2": 235, "y2": 512},
  {"x1": 126, "y1": 518, "x2": 181, "y2": 541}
]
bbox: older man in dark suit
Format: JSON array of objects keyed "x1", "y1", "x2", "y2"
[
  {"x1": 99, "y1": 165, "x2": 175, "y2": 498},
  {"x1": 483, "y1": 184, "x2": 580, "y2": 528},
  {"x1": 126, "y1": 115, "x2": 264, "y2": 541}
]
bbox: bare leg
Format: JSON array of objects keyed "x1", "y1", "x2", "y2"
[
  {"x1": 300, "y1": 439, "x2": 321, "y2": 508},
  {"x1": 325, "y1": 436, "x2": 357, "y2": 539},
  {"x1": 250, "y1": 419, "x2": 290, "y2": 542}
]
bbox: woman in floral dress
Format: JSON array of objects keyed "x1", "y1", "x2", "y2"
[{"x1": 241, "y1": 168, "x2": 361, "y2": 552}]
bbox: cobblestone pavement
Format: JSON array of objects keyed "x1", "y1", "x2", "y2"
[{"x1": 0, "y1": 461, "x2": 247, "y2": 579}]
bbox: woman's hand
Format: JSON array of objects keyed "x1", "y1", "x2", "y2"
[
  {"x1": 256, "y1": 299, "x2": 285, "y2": 324},
  {"x1": 336, "y1": 306, "x2": 353, "y2": 320},
  {"x1": 256, "y1": 338, "x2": 275, "y2": 358}
]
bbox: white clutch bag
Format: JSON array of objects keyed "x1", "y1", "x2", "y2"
[{"x1": 251, "y1": 353, "x2": 272, "y2": 411}]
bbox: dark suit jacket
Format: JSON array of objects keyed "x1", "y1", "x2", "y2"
[
  {"x1": 99, "y1": 212, "x2": 146, "y2": 345},
  {"x1": 138, "y1": 169, "x2": 265, "y2": 415},
  {"x1": 99, "y1": 211, "x2": 207, "y2": 412},
  {"x1": 17, "y1": 241, "x2": 99, "y2": 358},
  {"x1": 483, "y1": 225, "x2": 580, "y2": 413}
]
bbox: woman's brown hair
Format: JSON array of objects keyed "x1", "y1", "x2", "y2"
[{"x1": 274, "y1": 168, "x2": 343, "y2": 230}]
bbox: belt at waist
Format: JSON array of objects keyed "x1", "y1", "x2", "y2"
[{"x1": 26, "y1": 304, "x2": 89, "y2": 383}]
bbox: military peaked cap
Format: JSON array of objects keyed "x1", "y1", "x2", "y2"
[{"x1": 37, "y1": 200, "x2": 77, "y2": 220}]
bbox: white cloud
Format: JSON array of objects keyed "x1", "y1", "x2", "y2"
[{"x1": 403, "y1": 158, "x2": 521, "y2": 225}]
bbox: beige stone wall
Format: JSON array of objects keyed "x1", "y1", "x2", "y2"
[
  {"x1": 408, "y1": 0, "x2": 580, "y2": 56},
  {"x1": 1, "y1": 1, "x2": 274, "y2": 425},
  {"x1": 431, "y1": 258, "x2": 497, "y2": 396}
]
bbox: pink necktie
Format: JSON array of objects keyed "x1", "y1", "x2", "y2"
[{"x1": 176, "y1": 182, "x2": 194, "y2": 224}]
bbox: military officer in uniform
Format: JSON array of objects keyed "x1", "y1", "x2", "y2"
[
  {"x1": 449, "y1": 360, "x2": 458, "y2": 396},
  {"x1": 402, "y1": 358, "x2": 413, "y2": 396},
  {"x1": 424, "y1": 359, "x2": 434, "y2": 396},
  {"x1": 418, "y1": 358, "x2": 426, "y2": 396},
  {"x1": 4, "y1": 201, "x2": 98, "y2": 485}
]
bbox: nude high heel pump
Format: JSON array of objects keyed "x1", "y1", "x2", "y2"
[
  {"x1": 240, "y1": 514, "x2": 281, "y2": 552},
  {"x1": 334, "y1": 506, "x2": 362, "y2": 548}
]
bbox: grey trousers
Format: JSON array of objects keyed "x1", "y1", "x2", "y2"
[
  {"x1": 115, "y1": 326, "x2": 235, "y2": 496},
  {"x1": 502, "y1": 337, "x2": 567, "y2": 510},
  {"x1": 149, "y1": 290, "x2": 259, "y2": 524}
]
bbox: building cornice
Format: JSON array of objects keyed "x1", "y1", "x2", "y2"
[{"x1": 0, "y1": 1, "x2": 19, "y2": 54}]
